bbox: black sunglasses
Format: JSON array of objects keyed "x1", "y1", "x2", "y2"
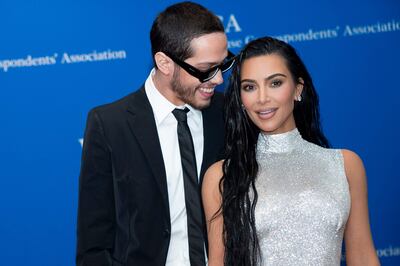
[{"x1": 165, "y1": 51, "x2": 236, "y2": 83}]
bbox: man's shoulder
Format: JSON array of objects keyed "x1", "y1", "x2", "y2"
[
  {"x1": 85, "y1": 86, "x2": 149, "y2": 128},
  {"x1": 90, "y1": 86, "x2": 146, "y2": 116}
]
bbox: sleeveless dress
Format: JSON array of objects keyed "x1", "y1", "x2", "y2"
[{"x1": 255, "y1": 128, "x2": 350, "y2": 265}]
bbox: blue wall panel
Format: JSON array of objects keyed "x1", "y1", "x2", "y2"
[{"x1": 0, "y1": 0, "x2": 399, "y2": 265}]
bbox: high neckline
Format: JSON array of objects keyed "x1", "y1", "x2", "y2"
[{"x1": 257, "y1": 128, "x2": 303, "y2": 153}]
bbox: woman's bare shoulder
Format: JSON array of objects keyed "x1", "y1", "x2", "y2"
[
  {"x1": 202, "y1": 160, "x2": 224, "y2": 193},
  {"x1": 341, "y1": 149, "x2": 366, "y2": 186}
]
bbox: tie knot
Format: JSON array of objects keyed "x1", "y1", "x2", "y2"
[{"x1": 172, "y1": 107, "x2": 190, "y2": 123}]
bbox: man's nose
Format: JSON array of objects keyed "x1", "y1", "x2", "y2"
[{"x1": 209, "y1": 69, "x2": 223, "y2": 85}]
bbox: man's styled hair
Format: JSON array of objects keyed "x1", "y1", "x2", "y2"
[{"x1": 150, "y1": 1, "x2": 224, "y2": 66}]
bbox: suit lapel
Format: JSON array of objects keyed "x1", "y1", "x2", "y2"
[
  {"x1": 126, "y1": 88, "x2": 169, "y2": 215},
  {"x1": 200, "y1": 93, "x2": 224, "y2": 183},
  {"x1": 200, "y1": 108, "x2": 212, "y2": 183}
]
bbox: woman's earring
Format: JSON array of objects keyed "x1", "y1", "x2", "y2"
[
  {"x1": 241, "y1": 103, "x2": 245, "y2": 110},
  {"x1": 297, "y1": 95, "x2": 302, "y2": 101}
]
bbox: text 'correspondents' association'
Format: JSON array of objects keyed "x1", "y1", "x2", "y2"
[{"x1": 0, "y1": 49, "x2": 127, "y2": 72}]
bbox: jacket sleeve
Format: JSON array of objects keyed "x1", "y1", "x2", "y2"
[{"x1": 76, "y1": 109, "x2": 115, "y2": 266}]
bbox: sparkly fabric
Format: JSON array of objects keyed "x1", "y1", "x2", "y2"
[{"x1": 255, "y1": 128, "x2": 350, "y2": 266}]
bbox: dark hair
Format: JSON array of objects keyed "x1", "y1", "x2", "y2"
[
  {"x1": 221, "y1": 36, "x2": 330, "y2": 265},
  {"x1": 150, "y1": 1, "x2": 224, "y2": 66}
]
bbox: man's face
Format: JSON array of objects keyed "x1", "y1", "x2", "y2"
[{"x1": 171, "y1": 32, "x2": 228, "y2": 109}]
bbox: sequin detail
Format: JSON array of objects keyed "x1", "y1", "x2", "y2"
[{"x1": 255, "y1": 128, "x2": 350, "y2": 265}]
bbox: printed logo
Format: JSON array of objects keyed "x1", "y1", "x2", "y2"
[
  {"x1": 61, "y1": 50, "x2": 126, "y2": 64},
  {"x1": 218, "y1": 13, "x2": 256, "y2": 49},
  {"x1": 0, "y1": 49, "x2": 127, "y2": 72},
  {"x1": 219, "y1": 14, "x2": 242, "y2": 33},
  {"x1": 377, "y1": 246, "x2": 400, "y2": 258},
  {"x1": 218, "y1": 15, "x2": 400, "y2": 49},
  {"x1": 0, "y1": 54, "x2": 57, "y2": 72},
  {"x1": 274, "y1": 19, "x2": 400, "y2": 43}
]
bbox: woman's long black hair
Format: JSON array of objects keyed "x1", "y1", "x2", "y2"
[{"x1": 220, "y1": 36, "x2": 330, "y2": 265}]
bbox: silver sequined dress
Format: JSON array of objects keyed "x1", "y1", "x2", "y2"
[{"x1": 255, "y1": 128, "x2": 350, "y2": 265}]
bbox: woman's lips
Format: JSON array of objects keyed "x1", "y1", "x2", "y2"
[{"x1": 257, "y1": 108, "x2": 278, "y2": 119}]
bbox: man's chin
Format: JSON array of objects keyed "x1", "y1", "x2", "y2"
[{"x1": 189, "y1": 99, "x2": 211, "y2": 110}]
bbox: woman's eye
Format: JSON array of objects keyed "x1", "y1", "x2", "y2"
[
  {"x1": 271, "y1": 80, "x2": 282, "y2": 87},
  {"x1": 241, "y1": 84, "x2": 255, "y2": 91}
]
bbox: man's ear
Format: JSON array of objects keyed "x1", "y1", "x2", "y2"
[{"x1": 154, "y1": 52, "x2": 174, "y2": 75}]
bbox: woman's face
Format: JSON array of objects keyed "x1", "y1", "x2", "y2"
[{"x1": 240, "y1": 54, "x2": 303, "y2": 135}]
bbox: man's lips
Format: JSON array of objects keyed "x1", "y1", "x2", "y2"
[{"x1": 198, "y1": 87, "x2": 215, "y2": 97}]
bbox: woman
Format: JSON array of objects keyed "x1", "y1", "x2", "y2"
[{"x1": 202, "y1": 37, "x2": 379, "y2": 265}]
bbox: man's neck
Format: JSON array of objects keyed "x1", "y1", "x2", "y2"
[{"x1": 152, "y1": 69, "x2": 184, "y2": 106}]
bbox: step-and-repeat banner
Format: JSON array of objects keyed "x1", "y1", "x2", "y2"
[{"x1": 1, "y1": 0, "x2": 399, "y2": 265}]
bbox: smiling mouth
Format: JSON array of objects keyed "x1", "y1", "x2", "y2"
[
  {"x1": 257, "y1": 108, "x2": 278, "y2": 119},
  {"x1": 199, "y1": 87, "x2": 215, "y2": 94},
  {"x1": 258, "y1": 108, "x2": 277, "y2": 115}
]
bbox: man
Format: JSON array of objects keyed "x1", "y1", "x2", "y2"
[{"x1": 76, "y1": 2, "x2": 235, "y2": 265}]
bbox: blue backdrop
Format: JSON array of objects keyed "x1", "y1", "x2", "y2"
[{"x1": 0, "y1": 0, "x2": 399, "y2": 265}]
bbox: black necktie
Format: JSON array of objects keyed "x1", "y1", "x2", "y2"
[{"x1": 172, "y1": 108, "x2": 206, "y2": 266}]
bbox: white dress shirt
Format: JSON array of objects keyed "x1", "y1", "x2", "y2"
[{"x1": 145, "y1": 69, "x2": 204, "y2": 265}]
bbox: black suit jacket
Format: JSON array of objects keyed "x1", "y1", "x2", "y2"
[{"x1": 76, "y1": 87, "x2": 225, "y2": 266}]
